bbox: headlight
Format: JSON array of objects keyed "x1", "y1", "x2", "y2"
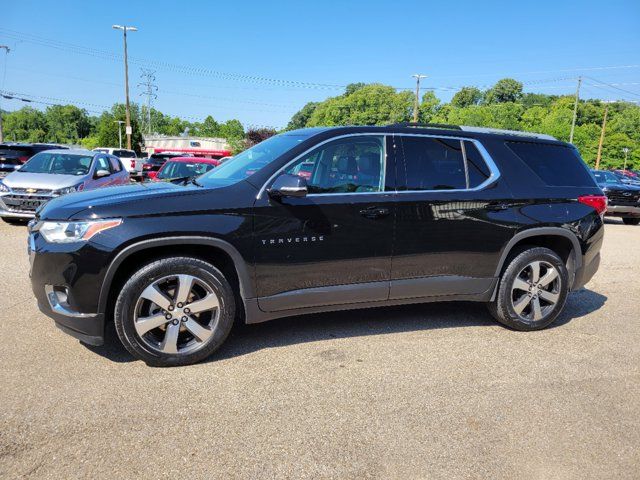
[
  {"x1": 0, "y1": 181, "x2": 10, "y2": 193},
  {"x1": 54, "y1": 183, "x2": 84, "y2": 196},
  {"x1": 39, "y1": 219, "x2": 122, "y2": 243}
]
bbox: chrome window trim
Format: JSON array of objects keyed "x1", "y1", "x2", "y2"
[
  {"x1": 256, "y1": 132, "x2": 501, "y2": 199},
  {"x1": 393, "y1": 133, "x2": 501, "y2": 194},
  {"x1": 257, "y1": 133, "x2": 389, "y2": 199}
]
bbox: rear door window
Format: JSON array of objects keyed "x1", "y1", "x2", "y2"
[
  {"x1": 109, "y1": 156, "x2": 123, "y2": 172},
  {"x1": 506, "y1": 142, "x2": 596, "y2": 187}
]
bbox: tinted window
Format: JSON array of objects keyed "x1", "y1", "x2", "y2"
[
  {"x1": 507, "y1": 142, "x2": 595, "y2": 187},
  {"x1": 158, "y1": 161, "x2": 215, "y2": 179},
  {"x1": 465, "y1": 142, "x2": 491, "y2": 188},
  {"x1": 285, "y1": 136, "x2": 384, "y2": 194},
  {"x1": 399, "y1": 137, "x2": 466, "y2": 190},
  {"x1": 114, "y1": 150, "x2": 136, "y2": 158}
]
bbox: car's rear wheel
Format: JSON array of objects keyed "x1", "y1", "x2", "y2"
[
  {"x1": 489, "y1": 247, "x2": 569, "y2": 331},
  {"x1": 622, "y1": 217, "x2": 640, "y2": 226},
  {"x1": 114, "y1": 257, "x2": 235, "y2": 367}
]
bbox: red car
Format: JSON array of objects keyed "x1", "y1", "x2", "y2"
[{"x1": 149, "y1": 157, "x2": 220, "y2": 181}]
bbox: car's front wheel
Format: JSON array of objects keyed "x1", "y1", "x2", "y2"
[
  {"x1": 489, "y1": 247, "x2": 569, "y2": 331},
  {"x1": 114, "y1": 257, "x2": 235, "y2": 367}
]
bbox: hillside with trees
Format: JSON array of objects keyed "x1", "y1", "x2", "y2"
[
  {"x1": 2, "y1": 78, "x2": 639, "y2": 168},
  {"x1": 287, "y1": 79, "x2": 640, "y2": 170}
]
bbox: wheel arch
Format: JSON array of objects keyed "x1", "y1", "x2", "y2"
[
  {"x1": 98, "y1": 236, "x2": 254, "y2": 321},
  {"x1": 493, "y1": 227, "x2": 582, "y2": 290}
]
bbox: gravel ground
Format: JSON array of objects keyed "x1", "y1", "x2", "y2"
[{"x1": 0, "y1": 219, "x2": 638, "y2": 479}]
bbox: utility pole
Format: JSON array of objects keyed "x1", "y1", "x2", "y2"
[
  {"x1": 114, "y1": 120, "x2": 125, "y2": 148},
  {"x1": 0, "y1": 45, "x2": 10, "y2": 143},
  {"x1": 411, "y1": 74, "x2": 427, "y2": 123},
  {"x1": 622, "y1": 147, "x2": 630, "y2": 171},
  {"x1": 569, "y1": 76, "x2": 582, "y2": 144},
  {"x1": 138, "y1": 69, "x2": 157, "y2": 135},
  {"x1": 112, "y1": 25, "x2": 137, "y2": 150},
  {"x1": 595, "y1": 104, "x2": 609, "y2": 170}
]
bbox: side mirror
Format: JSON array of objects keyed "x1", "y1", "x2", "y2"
[
  {"x1": 95, "y1": 169, "x2": 110, "y2": 179},
  {"x1": 268, "y1": 173, "x2": 308, "y2": 199}
]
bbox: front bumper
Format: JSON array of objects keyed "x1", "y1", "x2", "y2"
[
  {"x1": 29, "y1": 229, "x2": 110, "y2": 346},
  {"x1": 0, "y1": 192, "x2": 55, "y2": 218},
  {"x1": 606, "y1": 204, "x2": 640, "y2": 217},
  {"x1": 37, "y1": 295, "x2": 105, "y2": 346}
]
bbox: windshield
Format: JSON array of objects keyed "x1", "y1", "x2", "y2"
[
  {"x1": 592, "y1": 171, "x2": 621, "y2": 184},
  {"x1": 19, "y1": 152, "x2": 93, "y2": 175},
  {"x1": 198, "y1": 134, "x2": 308, "y2": 187},
  {"x1": 158, "y1": 161, "x2": 215, "y2": 179}
]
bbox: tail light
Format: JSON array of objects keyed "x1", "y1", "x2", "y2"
[
  {"x1": 148, "y1": 172, "x2": 158, "y2": 180},
  {"x1": 578, "y1": 195, "x2": 607, "y2": 216},
  {"x1": 18, "y1": 156, "x2": 29, "y2": 163},
  {"x1": 130, "y1": 160, "x2": 136, "y2": 169},
  {"x1": 142, "y1": 163, "x2": 152, "y2": 170}
]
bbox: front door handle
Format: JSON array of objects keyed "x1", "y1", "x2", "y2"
[{"x1": 360, "y1": 206, "x2": 390, "y2": 219}]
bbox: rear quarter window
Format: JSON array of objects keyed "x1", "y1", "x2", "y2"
[{"x1": 506, "y1": 141, "x2": 595, "y2": 187}]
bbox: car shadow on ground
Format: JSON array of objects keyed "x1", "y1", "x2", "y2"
[{"x1": 84, "y1": 288, "x2": 607, "y2": 364}]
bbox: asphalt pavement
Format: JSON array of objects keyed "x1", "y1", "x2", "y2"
[{"x1": 0, "y1": 219, "x2": 638, "y2": 479}]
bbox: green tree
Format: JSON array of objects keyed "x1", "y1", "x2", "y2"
[
  {"x1": 95, "y1": 103, "x2": 144, "y2": 153},
  {"x1": 286, "y1": 102, "x2": 319, "y2": 130},
  {"x1": 198, "y1": 115, "x2": 221, "y2": 137},
  {"x1": 307, "y1": 84, "x2": 413, "y2": 126},
  {"x1": 2, "y1": 107, "x2": 48, "y2": 142},
  {"x1": 44, "y1": 105, "x2": 91, "y2": 144},
  {"x1": 219, "y1": 119, "x2": 244, "y2": 140},
  {"x1": 451, "y1": 86, "x2": 482, "y2": 108},
  {"x1": 484, "y1": 78, "x2": 523, "y2": 104},
  {"x1": 418, "y1": 91, "x2": 441, "y2": 123}
]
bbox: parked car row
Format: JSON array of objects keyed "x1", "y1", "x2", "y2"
[
  {"x1": 0, "y1": 149, "x2": 130, "y2": 222},
  {"x1": 592, "y1": 170, "x2": 640, "y2": 225},
  {"x1": 0, "y1": 143, "x2": 230, "y2": 223}
]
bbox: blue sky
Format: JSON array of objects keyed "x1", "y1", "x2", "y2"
[{"x1": 1, "y1": 0, "x2": 639, "y2": 129}]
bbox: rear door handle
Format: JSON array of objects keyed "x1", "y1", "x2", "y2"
[{"x1": 360, "y1": 206, "x2": 390, "y2": 219}]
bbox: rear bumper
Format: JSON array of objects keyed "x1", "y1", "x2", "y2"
[
  {"x1": 572, "y1": 251, "x2": 600, "y2": 291},
  {"x1": 606, "y1": 205, "x2": 640, "y2": 217}
]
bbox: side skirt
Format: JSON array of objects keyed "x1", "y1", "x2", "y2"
[{"x1": 247, "y1": 277, "x2": 497, "y2": 324}]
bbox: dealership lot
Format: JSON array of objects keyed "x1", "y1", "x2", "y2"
[{"x1": 0, "y1": 220, "x2": 638, "y2": 479}]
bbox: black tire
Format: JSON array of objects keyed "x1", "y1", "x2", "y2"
[
  {"x1": 2, "y1": 217, "x2": 27, "y2": 225},
  {"x1": 114, "y1": 256, "x2": 235, "y2": 367},
  {"x1": 622, "y1": 218, "x2": 640, "y2": 226},
  {"x1": 488, "y1": 247, "x2": 569, "y2": 331}
]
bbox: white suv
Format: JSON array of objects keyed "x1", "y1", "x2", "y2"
[{"x1": 93, "y1": 148, "x2": 140, "y2": 173}]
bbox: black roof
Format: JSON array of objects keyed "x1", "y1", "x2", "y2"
[{"x1": 285, "y1": 123, "x2": 563, "y2": 145}]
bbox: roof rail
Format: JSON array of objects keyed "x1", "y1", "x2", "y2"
[
  {"x1": 459, "y1": 126, "x2": 557, "y2": 141},
  {"x1": 389, "y1": 122, "x2": 462, "y2": 130}
]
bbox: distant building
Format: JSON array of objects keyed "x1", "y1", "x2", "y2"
[{"x1": 143, "y1": 135, "x2": 232, "y2": 158}]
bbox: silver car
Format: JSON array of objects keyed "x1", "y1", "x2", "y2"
[{"x1": 0, "y1": 149, "x2": 130, "y2": 221}]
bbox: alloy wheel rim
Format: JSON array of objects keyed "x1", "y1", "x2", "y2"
[
  {"x1": 510, "y1": 260, "x2": 561, "y2": 323},
  {"x1": 133, "y1": 274, "x2": 220, "y2": 355}
]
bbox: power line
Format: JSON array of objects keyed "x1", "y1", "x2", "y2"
[{"x1": 583, "y1": 76, "x2": 640, "y2": 99}]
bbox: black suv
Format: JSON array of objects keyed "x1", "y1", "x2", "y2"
[{"x1": 28, "y1": 124, "x2": 605, "y2": 366}]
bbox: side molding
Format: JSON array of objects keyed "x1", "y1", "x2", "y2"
[{"x1": 97, "y1": 236, "x2": 254, "y2": 314}]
